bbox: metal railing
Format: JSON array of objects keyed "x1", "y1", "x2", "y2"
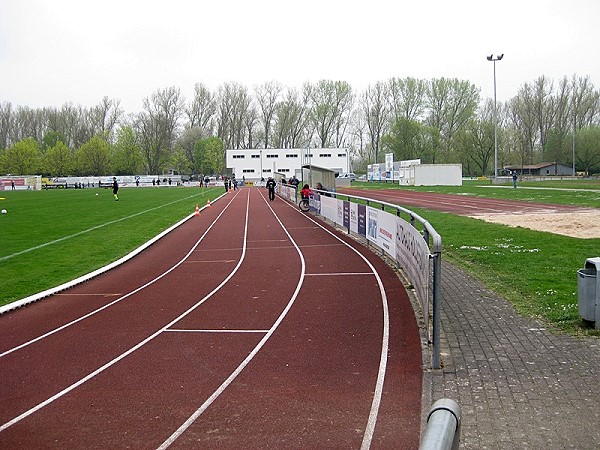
[
  {"x1": 420, "y1": 399, "x2": 461, "y2": 450},
  {"x1": 329, "y1": 191, "x2": 443, "y2": 369}
]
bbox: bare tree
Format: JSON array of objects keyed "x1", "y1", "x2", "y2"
[
  {"x1": 87, "y1": 97, "x2": 123, "y2": 141},
  {"x1": 135, "y1": 86, "x2": 185, "y2": 174},
  {"x1": 347, "y1": 108, "x2": 371, "y2": 168},
  {"x1": 9, "y1": 106, "x2": 46, "y2": 147},
  {"x1": 508, "y1": 86, "x2": 538, "y2": 167},
  {"x1": 387, "y1": 77, "x2": 427, "y2": 122},
  {"x1": 0, "y1": 102, "x2": 12, "y2": 149},
  {"x1": 216, "y1": 82, "x2": 256, "y2": 149},
  {"x1": 456, "y1": 99, "x2": 496, "y2": 176},
  {"x1": 360, "y1": 81, "x2": 390, "y2": 162},
  {"x1": 255, "y1": 81, "x2": 283, "y2": 148},
  {"x1": 529, "y1": 76, "x2": 557, "y2": 161},
  {"x1": 571, "y1": 75, "x2": 600, "y2": 129},
  {"x1": 186, "y1": 83, "x2": 216, "y2": 134},
  {"x1": 272, "y1": 87, "x2": 311, "y2": 148},
  {"x1": 426, "y1": 78, "x2": 480, "y2": 161},
  {"x1": 308, "y1": 80, "x2": 353, "y2": 148}
]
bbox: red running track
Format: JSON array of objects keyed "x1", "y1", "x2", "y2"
[
  {"x1": 0, "y1": 187, "x2": 422, "y2": 449},
  {"x1": 338, "y1": 187, "x2": 595, "y2": 215}
]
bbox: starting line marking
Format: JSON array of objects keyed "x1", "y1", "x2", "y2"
[
  {"x1": 305, "y1": 272, "x2": 373, "y2": 277},
  {"x1": 165, "y1": 329, "x2": 269, "y2": 334}
]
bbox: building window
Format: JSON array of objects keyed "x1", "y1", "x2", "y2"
[
  {"x1": 338, "y1": 153, "x2": 346, "y2": 158},
  {"x1": 233, "y1": 155, "x2": 245, "y2": 159},
  {"x1": 242, "y1": 169, "x2": 255, "y2": 173},
  {"x1": 251, "y1": 154, "x2": 260, "y2": 159},
  {"x1": 279, "y1": 168, "x2": 290, "y2": 173},
  {"x1": 319, "y1": 153, "x2": 331, "y2": 157},
  {"x1": 266, "y1": 154, "x2": 278, "y2": 159},
  {"x1": 263, "y1": 168, "x2": 271, "y2": 173},
  {"x1": 286, "y1": 154, "x2": 298, "y2": 158}
]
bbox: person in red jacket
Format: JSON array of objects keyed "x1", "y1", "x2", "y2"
[{"x1": 300, "y1": 184, "x2": 312, "y2": 200}]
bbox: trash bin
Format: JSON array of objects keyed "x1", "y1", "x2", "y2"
[{"x1": 578, "y1": 257, "x2": 600, "y2": 328}]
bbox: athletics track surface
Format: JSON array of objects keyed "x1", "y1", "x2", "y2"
[{"x1": 0, "y1": 187, "x2": 422, "y2": 449}]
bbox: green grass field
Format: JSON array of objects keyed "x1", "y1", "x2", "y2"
[
  {"x1": 0, "y1": 186, "x2": 223, "y2": 305},
  {"x1": 1, "y1": 180, "x2": 599, "y2": 336}
]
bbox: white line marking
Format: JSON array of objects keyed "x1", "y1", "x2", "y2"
[
  {"x1": 165, "y1": 329, "x2": 269, "y2": 334},
  {"x1": 305, "y1": 272, "x2": 373, "y2": 276},
  {"x1": 283, "y1": 201, "x2": 389, "y2": 450},
  {"x1": 0, "y1": 191, "x2": 249, "y2": 432},
  {"x1": 0, "y1": 193, "x2": 228, "y2": 315},
  {"x1": 158, "y1": 189, "x2": 307, "y2": 449},
  {"x1": 0, "y1": 193, "x2": 207, "y2": 263},
  {"x1": 0, "y1": 194, "x2": 234, "y2": 358}
]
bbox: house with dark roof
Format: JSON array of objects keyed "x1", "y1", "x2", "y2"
[{"x1": 504, "y1": 162, "x2": 573, "y2": 176}]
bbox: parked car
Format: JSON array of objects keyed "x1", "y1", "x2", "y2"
[{"x1": 338, "y1": 172, "x2": 356, "y2": 180}]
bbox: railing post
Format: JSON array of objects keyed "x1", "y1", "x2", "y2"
[{"x1": 431, "y1": 251, "x2": 442, "y2": 369}]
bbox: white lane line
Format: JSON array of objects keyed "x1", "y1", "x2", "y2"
[
  {"x1": 165, "y1": 329, "x2": 269, "y2": 334},
  {"x1": 0, "y1": 193, "x2": 236, "y2": 359},
  {"x1": 284, "y1": 201, "x2": 389, "y2": 450},
  {"x1": 305, "y1": 272, "x2": 373, "y2": 276},
  {"x1": 0, "y1": 193, "x2": 207, "y2": 263},
  {"x1": 158, "y1": 189, "x2": 307, "y2": 450},
  {"x1": 0, "y1": 193, "x2": 228, "y2": 315},
  {"x1": 0, "y1": 191, "x2": 250, "y2": 432}
]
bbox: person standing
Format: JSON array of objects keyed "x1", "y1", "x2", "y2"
[
  {"x1": 266, "y1": 177, "x2": 276, "y2": 201},
  {"x1": 512, "y1": 171, "x2": 518, "y2": 189},
  {"x1": 112, "y1": 177, "x2": 119, "y2": 201}
]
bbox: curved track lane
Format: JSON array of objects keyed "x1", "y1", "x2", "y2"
[
  {"x1": 338, "y1": 187, "x2": 595, "y2": 215},
  {"x1": 0, "y1": 187, "x2": 421, "y2": 449}
]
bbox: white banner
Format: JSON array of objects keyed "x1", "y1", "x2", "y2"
[{"x1": 395, "y1": 218, "x2": 431, "y2": 316}]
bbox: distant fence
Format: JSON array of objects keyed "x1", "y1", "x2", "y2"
[{"x1": 278, "y1": 184, "x2": 443, "y2": 369}]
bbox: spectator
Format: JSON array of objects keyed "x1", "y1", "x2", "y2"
[
  {"x1": 300, "y1": 184, "x2": 312, "y2": 200},
  {"x1": 316, "y1": 182, "x2": 331, "y2": 197}
]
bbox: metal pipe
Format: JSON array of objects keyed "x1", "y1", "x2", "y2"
[{"x1": 420, "y1": 399, "x2": 461, "y2": 450}]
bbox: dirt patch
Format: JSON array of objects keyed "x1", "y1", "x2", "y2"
[{"x1": 471, "y1": 211, "x2": 600, "y2": 239}]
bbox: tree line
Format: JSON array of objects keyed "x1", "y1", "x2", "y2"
[{"x1": 1, "y1": 75, "x2": 600, "y2": 178}]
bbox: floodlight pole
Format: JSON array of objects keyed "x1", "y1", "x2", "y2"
[{"x1": 487, "y1": 54, "x2": 503, "y2": 179}]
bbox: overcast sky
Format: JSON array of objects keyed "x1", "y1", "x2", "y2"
[{"x1": 1, "y1": 0, "x2": 599, "y2": 114}]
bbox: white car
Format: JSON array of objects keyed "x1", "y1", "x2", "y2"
[{"x1": 338, "y1": 172, "x2": 356, "y2": 180}]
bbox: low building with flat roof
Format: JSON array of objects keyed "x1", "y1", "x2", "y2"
[{"x1": 226, "y1": 148, "x2": 350, "y2": 181}]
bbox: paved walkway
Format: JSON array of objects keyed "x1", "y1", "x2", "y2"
[{"x1": 426, "y1": 261, "x2": 600, "y2": 449}]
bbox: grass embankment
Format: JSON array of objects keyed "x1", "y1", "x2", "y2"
[
  {"x1": 0, "y1": 186, "x2": 222, "y2": 305},
  {"x1": 353, "y1": 179, "x2": 600, "y2": 335}
]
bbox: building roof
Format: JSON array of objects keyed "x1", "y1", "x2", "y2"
[{"x1": 504, "y1": 162, "x2": 568, "y2": 170}]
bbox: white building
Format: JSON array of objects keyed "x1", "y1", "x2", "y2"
[{"x1": 226, "y1": 148, "x2": 350, "y2": 181}]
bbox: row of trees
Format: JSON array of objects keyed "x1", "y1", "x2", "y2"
[{"x1": 1, "y1": 75, "x2": 600, "y2": 177}]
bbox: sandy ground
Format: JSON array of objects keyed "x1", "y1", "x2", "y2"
[{"x1": 471, "y1": 211, "x2": 600, "y2": 239}]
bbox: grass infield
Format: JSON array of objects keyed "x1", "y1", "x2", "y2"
[
  {"x1": 0, "y1": 186, "x2": 222, "y2": 306},
  {"x1": 1, "y1": 180, "x2": 599, "y2": 335}
]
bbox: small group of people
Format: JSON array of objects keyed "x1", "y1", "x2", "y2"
[
  {"x1": 223, "y1": 177, "x2": 239, "y2": 192},
  {"x1": 266, "y1": 177, "x2": 330, "y2": 203},
  {"x1": 299, "y1": 182, "x2": 328, "y2": 199}
]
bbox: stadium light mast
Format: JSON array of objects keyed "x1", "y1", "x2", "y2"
[{"x1": 487, "y1": 53, "x2": 503, "y2": 178}]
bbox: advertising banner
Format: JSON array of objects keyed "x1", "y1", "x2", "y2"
[
  {"x1": 320, "y1": 195, "x2": 338, "y2": 223},
  {"x1": 349, "y1": 202, "x2": 367, "y2": 236},
  {"x1": 396, "y1": 217, "x2": 431, "y2": 319},
  {"x1": 366, "y1": 206, "x2": 396, "y2": 259}
]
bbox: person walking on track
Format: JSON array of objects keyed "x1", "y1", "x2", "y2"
[{"x1": 266, "y1": 177, "x2": 276, "y2": 201}]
